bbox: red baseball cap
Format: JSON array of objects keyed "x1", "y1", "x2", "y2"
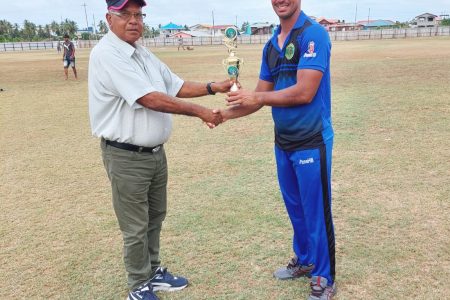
[{"x1": 107, "y1": 0, "x2": 146, "y2": 10}]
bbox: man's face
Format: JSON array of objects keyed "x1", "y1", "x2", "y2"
[
  {"x1": 107, "y1": 1, "x2": 144, "y2": 45},
  {"x1": 271, "y1": 0, "x2": 300, "y2": 20}
]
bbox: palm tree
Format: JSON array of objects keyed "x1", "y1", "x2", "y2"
[
  {"x1": 0, "y1": 20, "x2": 13, "y2": 36},
  {"x1": 45, "y1": 24, "x2": 52, "y2": 38},
  {"x1": 50, "y1": 21, "x2": 61, "y2": 37},
  {"x1": 12, "y1": 23, "x2": 20, "y2": 40},
  {"x1": 23, "y1": 20, "x2": 37, "y2": 40},
  {"x1": 97, "y1": 20, "x2": 109, "y2": 34},
  {"x1": 61, "y1": 18, "x2": 78, "y2": 37}
]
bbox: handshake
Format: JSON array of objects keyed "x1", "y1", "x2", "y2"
[{"x1": 199, "y1": 80, "x2": 259, "y2": 129}]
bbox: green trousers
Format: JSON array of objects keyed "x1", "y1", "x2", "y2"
[{"x1": 101, "y1": 139, "x2": 167, "y2": 290}]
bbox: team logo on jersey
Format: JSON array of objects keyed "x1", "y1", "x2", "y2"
[
  {"x1": 303, "y1": 41, "x2": 317, "y2": 58},
  {"x1": 285, "y1": 43, "x2": 295, "y2": 60}
]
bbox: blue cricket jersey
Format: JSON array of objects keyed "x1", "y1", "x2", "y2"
[{"x1": 259, "y1": 11, "x2": 333, "y2": 150}]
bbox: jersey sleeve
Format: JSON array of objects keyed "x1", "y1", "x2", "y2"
[
  {"x1": 259, "y1": 42, "x2": 274, "y2": 82},
  {"x1": 298, "y1": 25, "x2": 331, "y2": 73}
]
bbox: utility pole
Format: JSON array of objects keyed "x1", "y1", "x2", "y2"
[
  {"x1": 212, "y1": 10, "x2": 215, "y2": 37},
  {"x1": 82, "y1": 3, "x2": 89, "y2": 30},
  {"x1": 368, "y1": 8, "x2": 371, "y2": 25},
  {"x1": 92, "y1": 14, "x2": 97, "y2": 38},
  {"x1": 354, "y1": 3, "x2": 358, "y2": 24}
]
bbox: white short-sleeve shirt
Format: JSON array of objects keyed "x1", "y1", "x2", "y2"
[{"x1": 88, "y1": 31, "x2": 184, "y2": 147}]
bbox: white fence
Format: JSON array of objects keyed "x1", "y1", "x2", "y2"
[
  {"x1": 1, "y1": 27, "x2": 450, "y2": 52},
  {"x1": 329, "y1": 26, "x2": 450, "y2": 41}
]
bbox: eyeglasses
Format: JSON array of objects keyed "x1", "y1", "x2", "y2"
[{"x1": 108, "y1": 10, "x2": 146, "y2": 21}]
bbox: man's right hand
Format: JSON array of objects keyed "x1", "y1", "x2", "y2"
[{"x1": 200, "y1": 109, "x2": 223, "y2": 128}]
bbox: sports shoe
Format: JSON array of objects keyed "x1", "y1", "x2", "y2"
[
  {"x1": 150, "y1": 266, "x2": 188, "y2": 292},
  {"x1": 273, "y1": 256, "x2": 314, "y2": 280},
  {"x1": 127, "y1": 281, "x2": 159, "y2": 300},
  {"x1": 308, "y1": 276, "x2": 337, "y2": 300}
]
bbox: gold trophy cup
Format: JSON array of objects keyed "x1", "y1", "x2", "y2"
[{"x1": 222, "y1": 27, "x2": 243, "y2": 92}]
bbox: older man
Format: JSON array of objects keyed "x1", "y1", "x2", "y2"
[
  {"x1": 221, "y1": 0, "x2": 336, "y2": 299},
  {"x1": 88, "y1": 1, "x2": 232, "y2": 299}
]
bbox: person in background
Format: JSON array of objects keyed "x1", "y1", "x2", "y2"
[{"x1": 62, "y1": 34, "x2": 77, "y2": 80}]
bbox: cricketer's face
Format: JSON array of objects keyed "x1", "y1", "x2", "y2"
[
  {"x1": 271, "y1": 0, "x2": 301, "y2": 20},
  {"x1": 107, "y1": 1, "x2": 143, "y2": 45}
]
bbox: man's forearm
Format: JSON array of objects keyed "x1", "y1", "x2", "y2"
[
  {"x1": 138, "y1": 91, "x2": 206, "y2": 117},
  {"x1": 176, "y1": 81, "x2": 209, "y2": 98},
  {"x1": 222, "y1": 103, "x2": 263, "y2": 121},
  {"x1": 255, "y1": 85, "x2": 313, "y2": 107}
]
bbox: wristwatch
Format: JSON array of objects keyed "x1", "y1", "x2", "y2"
[{"x1": 206, "y1": 82, "x2": 216, "y2": 95}]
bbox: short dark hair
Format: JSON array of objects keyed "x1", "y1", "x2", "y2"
[{"x1": 63, "y1": 33, "x2": 70, "y2": 38}]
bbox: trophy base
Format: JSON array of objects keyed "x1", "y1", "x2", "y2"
[{"x1": 230, "y1": 82, "x2": 239, "y2": 92}]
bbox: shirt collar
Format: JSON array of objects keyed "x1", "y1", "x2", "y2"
[{"x1": 106, "y1": 30, "x2": 137, "y2": 57}]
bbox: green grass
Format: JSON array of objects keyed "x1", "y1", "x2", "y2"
[{"x1": 1, "y1": 37, "x2": 449, "y2": 299}]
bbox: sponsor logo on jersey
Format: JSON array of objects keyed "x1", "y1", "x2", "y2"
[
  {"x1": 303, "y1": 41, "x2": 317, "y2": 58},
  {"x1": 299, "y1": 158, "x2": 315, "y2": 165}
]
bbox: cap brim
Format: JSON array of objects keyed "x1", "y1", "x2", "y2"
[{"x1": 108, "y1": 0, "x2": 146, "y2": 10}]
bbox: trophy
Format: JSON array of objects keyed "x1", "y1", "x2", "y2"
[{"x1": 222, "y1": 27, "x2": 243, "y2": 92}]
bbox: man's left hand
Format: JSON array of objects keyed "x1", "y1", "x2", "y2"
[
  {"x1": 213, "y1": 80, "x2": 236, "y2": 94},
  {"x1": 226, "y1": 89, "x2": 260, "y2": 106}
]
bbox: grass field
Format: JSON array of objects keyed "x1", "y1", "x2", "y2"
[{"x1": 1, "y1": 37, "x2": 449, "y2": 300}]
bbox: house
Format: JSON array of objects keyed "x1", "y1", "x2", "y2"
[
  {"x1": 317, "y1": 18, "x2": 339, "y2": 31},
  {"x1": 171, "y1": 31, "x2": 212, "y2": 38},
  {"x1": 187, "y1": 24, "x2": 237, "y2": 36},
  {"x1": 411, "y1": 13, "x2": 439, "y2": 28},
  {"x1": 315, "y1": 18, "x2": 362, "y2": 32},
  {"x1": 245, "y1": 22, "x2": 275, "y2": 35},
  {"x1": 160, "y1": 22, "x2": 184, "y2": 37},
  {"x1": 211, "y1": 25, "x2": 238, "y2": 36},
  {"x1": 76, "y1": 26, "x2": 94, "y2": 38},
  {"x1": 189, "y1": 24, "x2": 212, "y2": 32},
  {"x1": 327, "y1": 23, "x2": 363, "y2": 32},
  {"x1": 358, "y1": 20, "x2": 396, "y2": 29}
]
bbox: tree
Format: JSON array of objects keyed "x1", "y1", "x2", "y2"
[
  {"x1": 0, "y1": 20, "x2": 13, "y2": 36},
  {"x1": 442, "y1": 19, "x2": 450, "y2": 26},
  {"x1": 12, "y1": 23, "x2": 20, "y2": 39},
  {"x1": 44, "y1": 24, "x2": 52, "y2": 38},
  {"x1": 143, "y1": 23, "x2": 151, "y2": 38},
  {"x1": 80, "y1": 32, "x2": 90, "y2": 40},
  {"x1": 148, "y1": 27, "x2": 159, "y2": 38},
  {"x1": 50, "y1": 21, "x2": 61, "y2": 37},
  {"x1": 22, "y1": 20, "x2": 37, "y2": 40},
  {"x1": 61, "y1": 19, "x2": 78, "y2": 37},
  {"x1": 97, "y1": 20, "x2": 109, "y2": 34},
  {"x1": 0, "y1": 20, "x2": 13, "y2": 42},
  {"x1": 241, "y1": 21, "x2": 249, "y2": 33},
  {"x1": 37, "y1": 25, "x2": 47, "y2": 39}
]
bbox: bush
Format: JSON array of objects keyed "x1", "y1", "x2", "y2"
[{"x1": 81, "y1": 32, "x2": 90, "y2": 40}]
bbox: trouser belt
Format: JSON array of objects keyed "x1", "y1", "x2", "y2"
[{"x1": 105, "y1": 140, "x2": 162, "y2": 153}]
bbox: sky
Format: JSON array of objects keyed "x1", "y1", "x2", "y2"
[{"x1": 1, "y1": 0, "x2": 449, "y2": 29}]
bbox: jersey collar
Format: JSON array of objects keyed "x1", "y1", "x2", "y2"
[{"x1": 271, "y1": 10, "x2": 307, "y2": 51}]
